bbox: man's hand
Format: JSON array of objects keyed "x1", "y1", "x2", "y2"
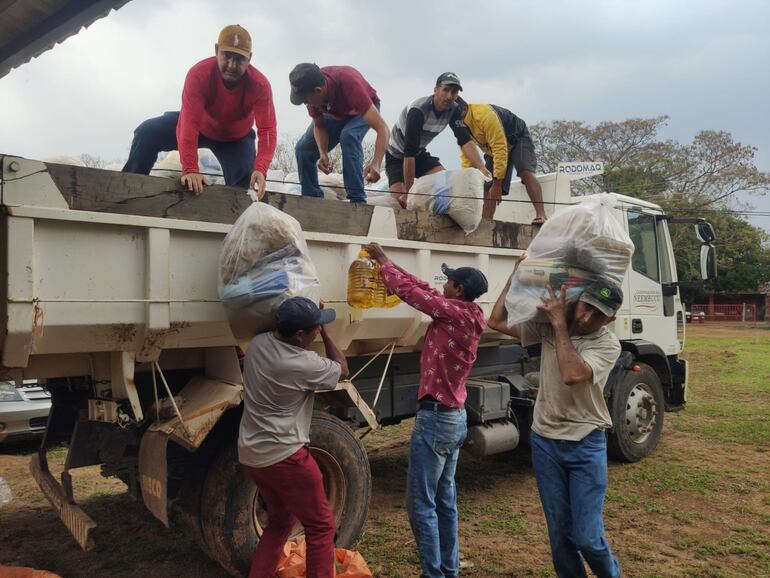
[
  {"x1": 397, "y1": 193, "x2": 408, "y2": 209},
  {"x1": 480, "y1": 166, "x2": 493, "y2": 180},
  {"x1": 363, "y1": 242, "x2": 391, "y2": 266},
  {"x1": 249, "y1": 170, "x2": 266, "y2": 200},
  {"x1": 488, "y1": 180, "x2": 503, "y2": 206},
  {"x1": 364, "y1": 163, "x2": 381, "y2": 183},
  {"x1": 181, "y1": 173, "x2": 209, "y2": 195},
  {"x1": 537, "y1": 284, "x2": 569, "y2": 329},
  {"x1": 318, "y1": 152, "x2": 332, "y2": 174}
]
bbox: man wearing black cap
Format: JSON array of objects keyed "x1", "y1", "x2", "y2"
[
  {"x1": 289, "y1": 63, "x2": 389, "y2": 203},
  {"x1": 488, "y1": 277, "x2": 623, "y2": 578},
  {"x1": 364, "y1": 242, "x2": 487, "y2": 578},
  {"x1": 238, "y1": 297, "x2": 349, "y2": 578},
  {"x1": 386, "y1": 73, "x2": 491, "y2": 208}
]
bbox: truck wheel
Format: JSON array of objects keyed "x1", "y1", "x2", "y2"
[
  {"x1": 199, "y1": 411, "x2": 371, "y2": 577},
  {"x1": 607, "y1": 362, "x2": 665, "y2": 463}
]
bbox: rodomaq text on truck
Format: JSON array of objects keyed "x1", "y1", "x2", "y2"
[{"x1": 0, "y1": 156, "x2": 716, "y2": 576}]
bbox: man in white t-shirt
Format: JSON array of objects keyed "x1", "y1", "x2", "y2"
[
  {"x1": 238, "y1": 297, "x2": 349, "y2": 578},
  {"x1": 488, "y1": 275, "x2": 623, "y2": 578}
]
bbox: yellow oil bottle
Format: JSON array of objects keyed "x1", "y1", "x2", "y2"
[{"x1": 347, "y1": 249, "x2": 378, "y2": 308}]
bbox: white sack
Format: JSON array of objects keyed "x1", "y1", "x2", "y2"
[{"x1": 406, "y1": 168, "x2": 484, "y2": 233}]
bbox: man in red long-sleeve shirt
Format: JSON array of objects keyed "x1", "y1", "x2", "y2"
[
  {"x1": 122, "y1": 25, "x2": 277, "y2": 197},
  {"x1": 364, "y1": 242, "x2": 488, "y2": 578}
]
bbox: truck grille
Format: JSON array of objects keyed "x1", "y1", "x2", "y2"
[{"x1": 29, "y1": 416, "x2": 48, "y2": 429}]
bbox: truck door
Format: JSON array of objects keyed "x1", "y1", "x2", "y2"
[{"x1": 625, "y1": 210, "x2": 680, "y2": 355}]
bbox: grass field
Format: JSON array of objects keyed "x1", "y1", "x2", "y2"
[{"x1": 1, "y1": 324, "x2": 768, "y2": 577}]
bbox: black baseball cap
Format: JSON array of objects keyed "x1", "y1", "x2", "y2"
[
  {"x1": 441, "y1": 263, "x2": 488, "y2": 301},
  {"x1": 289, "y1": 63, "x2": 325, "y2": 105},
  {"x1": 579, "y1": 280, "x2": 623, "y2": 317},
  {"x1": 436, "y1": 72, "x2": 462, "y2": 91},
  {"x1": 276, "y1": 297, "x2": 335, "y2": 330}
]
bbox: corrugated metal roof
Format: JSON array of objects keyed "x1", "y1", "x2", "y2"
[{"x1": 0, "y1": 0, "x2": 132, "y2": 79}]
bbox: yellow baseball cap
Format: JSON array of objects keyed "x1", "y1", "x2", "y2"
[{"x1": 217, "y1": 25, "x2": 251, "y2": 58}]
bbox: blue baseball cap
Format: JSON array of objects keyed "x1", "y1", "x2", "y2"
[{"x1": 276, "y1": 297, "x2": 335, "y2": 329}]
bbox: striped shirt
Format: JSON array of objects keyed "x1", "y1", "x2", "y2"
[{"x1": 387, "y1": 95, "x2": 472, "y2": 159}]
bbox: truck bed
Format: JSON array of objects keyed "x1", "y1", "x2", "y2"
[{"x1": 1, "y1": 156, "x2": 563, "y2": 378}]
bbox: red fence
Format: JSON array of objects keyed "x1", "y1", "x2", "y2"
[{"x1": 692, "y1": 304, "x2": 757, "y2": 322}]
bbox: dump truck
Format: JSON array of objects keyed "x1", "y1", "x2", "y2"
[{"x1": 0, "y1": 155, "x2": 716, "y2": 576}]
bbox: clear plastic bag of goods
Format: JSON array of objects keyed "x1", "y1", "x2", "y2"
[
  {"x1": 219, "y1": 202, "x2": 321, "y2": 339},
  {"x1": 504, "y1": 193, "x2": 634, "y2": 327},
  {"x1": 406, "y1": 168, "x2": 484, "y2": 234}
]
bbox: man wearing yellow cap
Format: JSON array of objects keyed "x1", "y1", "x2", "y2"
[{"x1": 123, "y1": 25, "x2": 277, "y2": 197}]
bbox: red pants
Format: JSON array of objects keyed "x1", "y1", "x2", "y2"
[{"x1": 242, "y1": 447, "x2": 336, "y2": 578}]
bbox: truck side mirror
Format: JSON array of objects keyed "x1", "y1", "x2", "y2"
[
  {"x1": 696, "y1": 222, "x2": 716, "y2": 244},
  {"x1": 700, "y1": 244, "x2": 717, "y2": 280}
]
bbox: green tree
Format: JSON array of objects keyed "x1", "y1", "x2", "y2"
[{"x1": 529, "y1": 117, "x2": 770, "y2": 297}]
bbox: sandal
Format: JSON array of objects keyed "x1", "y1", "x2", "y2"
[{"x1": 531, "y1": 216, "x2": 546, "y2": 226}]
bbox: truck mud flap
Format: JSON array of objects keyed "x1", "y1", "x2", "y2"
[
  {"x1": 148, "y1": 375, "x2": 243, "y2": 450},
  {"x1": 138, "y1": 430, "x2": 169, "y2": 526},
  {"x1": 29, "y1": 452, "x2": 96, "y2": 550}
]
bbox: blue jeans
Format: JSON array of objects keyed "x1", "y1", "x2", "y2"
[
  {"x1": 406, "y1": 408, "x2": 467, "y2": 578},
  {"x1": 531, "y1": 430, "x2": 621, "y2": 578},
  {"x1": 122, "y1": 111, "x2": 256, "y2": 187},
  {"x1": 295, "y1": 110, "x2": 374, "y2": 202}
]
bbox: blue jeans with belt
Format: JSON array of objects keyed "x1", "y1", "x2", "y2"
[
  {"x1": 531, "y1": 430, "x2": 621, "y2": 578},
  {"x1": 295, "y1": 106, "x2": 378, "y2": 202},
  {"x1": 406, "y1": 407, "x2": 467, "y2": 578}
]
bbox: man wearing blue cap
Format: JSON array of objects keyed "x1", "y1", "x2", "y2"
[
  {"x1": 364, "y1": 242, "x2": 488, "y2": 578},
  {"x1": 488, "y1": 277, "x2": 624, "y2": 578},
  {"x1": 238, "y1": 297, "x2": 349, "y2": 578}
]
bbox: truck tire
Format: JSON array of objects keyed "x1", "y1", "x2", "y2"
[
  {"x1": 607, "y1": 362, "x2": 665, "y2": 463},
  {"x1": 199, "y1": 411, "x2": 371, "y2": 577}
]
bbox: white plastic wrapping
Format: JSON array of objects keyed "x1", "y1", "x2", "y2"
[
  {"x1": 219, "y1": 202, "x2": 321, "y2": 339},
  {"x1": 406, "y1": 168, "x2": 484, "y2": 233},
  {"x1": 505, "y1": 193, "x2": 634, "y2": 327}
]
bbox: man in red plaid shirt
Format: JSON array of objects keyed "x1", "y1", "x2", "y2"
[{"x1": 364, "y1": 243, "x2": 487, "y2": 578}]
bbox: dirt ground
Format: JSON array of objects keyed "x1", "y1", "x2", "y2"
[{"x1": 1, "y1": 323, "x2": 768, "y2": 577}]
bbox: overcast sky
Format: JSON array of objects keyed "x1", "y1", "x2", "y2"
[{"x1": 2, "y1": 0, "x2": 769, "y2": 230}]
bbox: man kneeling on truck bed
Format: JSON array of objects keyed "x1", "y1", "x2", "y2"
[
  {"x1": 364, "y1": 242, "x2": 487, "y2": 578},
  {"x1": 487, "y1": 271, "x2": 623, "y2": 578},
  {"x1": 238, "y1": 297, "x2": 349, "y2": 578},
  {"x1": 122, "y1": 25, "x2": 277, "y2": 197}
]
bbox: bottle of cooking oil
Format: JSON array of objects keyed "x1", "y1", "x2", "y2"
[{"x1": 347, "y1": 249, "x2": 377, "y2": 308}]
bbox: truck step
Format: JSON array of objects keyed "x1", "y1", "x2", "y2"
[{"x1": 29, "y1": 452, "x2": 96, "y2": 550}]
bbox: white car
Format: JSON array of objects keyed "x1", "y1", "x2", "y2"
[{"x1": 0, "y1": 381, "x2": 51, "y2": 444}]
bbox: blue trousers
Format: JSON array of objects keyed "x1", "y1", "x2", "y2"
[
  {"x1": 406, "y1": 408, "x2": 467, "y2": 578},
  {"x1": 122, "y1": 111, "x2": 256, "y2": 187},
  {"x1": 295, "y1": 112, "x2": 372, "y2": 202},
  {"x1": 531, "y1": 430, "x2": 621, "y2": 578}
]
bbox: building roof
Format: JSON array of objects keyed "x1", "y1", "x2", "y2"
[{"x1": 0, "y1": 0, "x2": 131, "y2": 79}]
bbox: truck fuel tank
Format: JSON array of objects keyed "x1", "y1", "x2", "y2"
[{"x1": 465, "y1": 420, "x2": 519, "y2": 457}]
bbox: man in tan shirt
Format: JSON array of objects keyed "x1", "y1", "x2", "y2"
[{"x1": 488, "y1": 276, "x2": 623, "y2": 578}]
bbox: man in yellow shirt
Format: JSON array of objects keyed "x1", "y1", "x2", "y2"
[{"x1": 457, "y1": 98, "x2": 546, "y2": 224}]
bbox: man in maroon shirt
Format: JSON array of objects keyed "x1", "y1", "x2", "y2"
[
  {"x1": 123, "y1": 25, "x2": 277, "y2": 197},
  {"x1": 289, "y1": 63, "x2": 389, "y2": 203},
  {"x1": 364, "y1": 242, "x2": 487, "y2": 578}
]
